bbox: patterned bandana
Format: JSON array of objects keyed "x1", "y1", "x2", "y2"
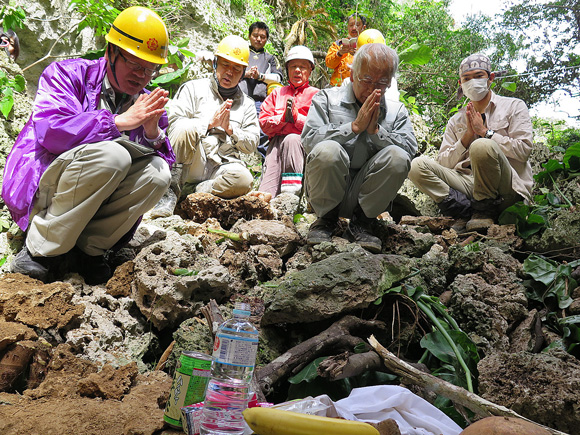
[{"x1": 459, "y1": 54, "x2": 491, "y2": 76}]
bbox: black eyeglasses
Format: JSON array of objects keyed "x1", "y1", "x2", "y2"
[{"x1": 117, "y1": 50, "x2": 161, "y2": 78}]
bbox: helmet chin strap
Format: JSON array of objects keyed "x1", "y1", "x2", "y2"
[{"x1": 108, "y1": 45, "x2": 121, "y2": 89}]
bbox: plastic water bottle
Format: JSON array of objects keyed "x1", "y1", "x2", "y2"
[{"x1": 199, "y1": 302, "x2": 259, "y2": 435}]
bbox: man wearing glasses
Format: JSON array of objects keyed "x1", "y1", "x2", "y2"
[
  {"x1": 302, "y1": 43, "x2": 416, "y2": 253},
  {"x1": 2, "y1": 6, "x2": 175, "y2": 284}
]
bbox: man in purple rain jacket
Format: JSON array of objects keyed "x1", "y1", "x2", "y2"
[{"x1": 2, "y1": 6, "x2": 175, "y2": 285}]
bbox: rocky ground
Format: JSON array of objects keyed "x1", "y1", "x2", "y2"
[{"x1": 1, "y1": 187, "x2": 580, "y2": 434}]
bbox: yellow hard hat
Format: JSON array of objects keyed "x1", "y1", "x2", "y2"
[
  {"x1": 214, "y1": 35, "x2": 250, "y2": 66},
  {"x1": 267, "y1": 82, "x2": 283, "y2": 95},
  {"x1": 105, "y1": 6, "x2": 168, "y2": 64},
  {"x1": 356, "y1": 29, "x2": 386, "y2": 49}
]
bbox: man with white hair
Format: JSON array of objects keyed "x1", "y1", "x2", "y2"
[
  {"x1": 302, "y1": 43, "x2": 417, "y2": 253},
  {"x1": 408, "y1": 53, "x2": 533, "y2": 232}
]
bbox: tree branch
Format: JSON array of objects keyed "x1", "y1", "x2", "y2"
[{"x1": 368, "y1": 335, "x2": 568, "y2": 435}]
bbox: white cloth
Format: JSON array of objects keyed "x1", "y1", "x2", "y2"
[{"x1": 332, "y1": 386, "x2": 462, "y2": 435}]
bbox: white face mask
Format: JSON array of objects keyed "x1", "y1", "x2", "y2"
[{"x1": 462, "y1": 78, "x2": 489, "y2": 101}]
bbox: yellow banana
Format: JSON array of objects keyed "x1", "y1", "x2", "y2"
[{"x1": 243, "y1": 406, "x2": 380, "y2": 435}]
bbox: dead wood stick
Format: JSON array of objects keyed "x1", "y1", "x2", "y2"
[
  {"x1": 155, "y1": 340, "x2": 175, "y2": 371},
  {"x1": 257, "y1": 316, "x2": 386, "y2": 395},
  {"x1": 368, "y1": 335, "x2": 568, "y2": 435},
  {"x1": 318, "y1": 351, "x2": 384, "y2": 381}
]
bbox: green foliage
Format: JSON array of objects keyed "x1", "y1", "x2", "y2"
[
  {"x1": 377, "y1": 285, "x2": 479, "y2": 394},
  {"x1": 0, "y1": 70, "x2": 25, "y2": 119},
  {"x1": 475, "y1": 0, "x2": 580, "y2": 109},
  {"x1": 523, "y1": 255, "x2": 580, "y2": 357},
  {"x1": 0, "y1": 4, "x2": 26, "y2": 30},
  {"x1": 149, "y1": 38, "x2": 196, "y2": 95},
  {"x1": 523, "y1": 254, "x2": 580, "y2": 309},
  {"x1": 69, "y1": 0, "x2": 120, "y2": 37},
  {"x1": 534, "y1": 142, "x2": 580, "y2": 186},
  {"x1": 172, "y1": 268, "x2": 199, "y2": 276}
]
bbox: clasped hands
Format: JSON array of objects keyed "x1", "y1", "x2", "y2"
[
  {"x1": 461, "y1": 102, "x2": 487, "y2": 148},
  {"x1": 352, "y1": 89, "x2": 381, "y2": 135},
  {"x1": 208, "y1": 99, "x2": 234, "y2": 136},
  {"x1": 114, "y1": 87, "x2": 169, "y2": 139}
]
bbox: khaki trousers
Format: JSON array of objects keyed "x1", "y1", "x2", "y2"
[
  {"x1": 259, "y1": 134, "x2": 305, "y2": 197},
  {"x1": 27, "y1": 141, "x2": 170, "y2": 257},
  {"x1": 305, "y1": 140, "x2": 411, "y2": 218},
  {"x1": 173, "y1": 132, "x2": 253, "y2": 199},
  {"x1": 408, "y1": 138, "x2": 516, "y2": 203}
]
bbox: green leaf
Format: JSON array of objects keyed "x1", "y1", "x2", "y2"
[
  {"x1": 353, "y1": 343, "x2": 367, "y2": 354},
  {"x1": 0, "y1": 91, "x2": 14, "y2": 119},
  {"x1": 501, "y1": 82, "x2": 517, "y2": 92},
  {"x1": 172, "y1": 268, "x2": 198, "y2": 276},
  {"x1": 293, "y1": 213, "x2": 305, "y2": 224},
  {"x1": 288, "y1": 356, "x2": 327, "y2": 384},
  {"x1": 11, "y1": 75, "x2": 25, "y2": 92},
  {"x1": 399, "y1": 43, "x2": 433, "y2": 65},
  {"x1": 523, "y1": 255, "x2": 558, "y2": 285},
  {"x1": 563, "y1": 142, "x2": 580, "y2": 173}
]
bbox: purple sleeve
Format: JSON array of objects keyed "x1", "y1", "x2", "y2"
[{"x1": 31, "y1": 61, "x2": 121, "y2": 155}]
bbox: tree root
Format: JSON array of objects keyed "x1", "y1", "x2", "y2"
[{"x1": 256, "y1": 315, "x2": 386, "y2": 395}]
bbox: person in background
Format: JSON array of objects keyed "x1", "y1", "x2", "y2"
[
  {"x1": 150, "y1": 35, "x2": 259, "y2": 218},
  {"x1": 239, "y1": 21, "x2": 284, "y2": 156},
  {"x1": 0, "y1": 29, "x2": 19, "y2": 61},
  {"x1": 408, "y1": 53, "x2": 533, "y2": 232},
  {"x1": 254, "y1": 46, "x2": 319, "y2": 198},
  {"x1": 2, "y1": 6, "x2": 174, "y2": 284},
  {"x1": 303, "y1": 43, "x2": 417, "y2": 253},
  {"x1": 325, "y1": 13, "x2": 366, "y2": 87},
  {"x1": 340, "y1": 29, "x2": 400, "y2": 102}
]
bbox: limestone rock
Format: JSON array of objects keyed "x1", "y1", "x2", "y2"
[
  {"x1": 478, "y1": 349, "x2": 580, "y2": 433},
  {"x1": 261, "y1": 251, "x2": 413, "y2": 325},
  {"x1": 0, "y1": 321, "x2": 38, "y2": 352},
  {"x1": 230, "y1": 218, "x2": 302, "y2": 257},
  {"x1": 0, "y1": 274, "x2": 84, "y2": 330},
  {"x1": 132, "y1": 232, "x2": 231, "y2": 330},
  {"x1": 180, "y1": 192, "x2": 275, "y2": 228},
  {"x1": 448, "y1": 273, "x2": 528, "y2": 354},
  {"x1": 77, "y1": 362, "x2": 139, "y2": 400}
]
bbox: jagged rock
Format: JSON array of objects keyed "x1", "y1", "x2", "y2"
[
  {"x1": 230, "y1": 217, "x2": 302, "y2": 257},
  {"x1": 448, "y1": 273, "x2": 528, "y2": 354},
  {"x1": 66, "y1": 287, "x2": 156, "y2": 371},
  {"x1": 405, "y1": 246, "x2": 451, "y2": 296},
  {"x1": 524, "y1": 208, "x2": 580, "y2": 258},
  {"x1": 0, "y1": 321, "x2": 38, "y2": 352},
  {"x1": 399, "y1": 215, "x2": 455, "y2": 232},
  {"x1": 165, "y1": 317, "x2": 213, "y2": 374},
  {"x1": 0, "y1": 274, "x2": 84, "y2": 330},
  {"x1": 132, "y1": 231, "x2": 231, "y2": 330},
  {"x1": 285, "y1": 246, "x2": 313, "y2": 273},
  {"x1": 509, "y1": 309, "x2": 542, "y2": 353},
  {"x1": 180, "y1": 193, "x2": 275, "y2": 228},
  {"x1": 382, "y1": 224, "x2": 436, "y2": 257},
  {"x1": 77, "y1": 362, "x2": 139, "y2": 400},
  {"x1": 261, "y1": 251, "x2": 413, "y2": 325},
  {"x1": 270, "y1": 192, "x2": 301, "y2": 217},
  {"x1": 106, "y1": 261, "x2": 134, "y2": 298},
  {"x1": 478, "y1": 349, "x2": 580, "y2": 433}
]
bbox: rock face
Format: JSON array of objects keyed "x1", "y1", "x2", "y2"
[
  {"x1": 132, "y1": 231, "x2": 231, "y2": 330},
  {"x1": 261, "y1": 251, "x2": 413, "y2": 325},
  {"x1": 230, "y1": 218, "x2": 302, "y2": 257},
  {"x1": 0, "y1": 274, "x2": 84, "y2": 329},
  {"x1": 478, "y1": 349, "x2": 580, "y2": 434}
]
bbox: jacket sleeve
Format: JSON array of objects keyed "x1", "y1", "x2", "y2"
[
  {"x1": 490, "y1": 99, "x2": 533, "y2": 164},
  {"x1": 31, "y1": 61, "x2": 121, "y2": 155},
  {"x1": 301, "y1": 91, "x2": 357, "y2": 154},
  {"x1": 264, "y1": 53, "x2": 283, "y2": 84},
  {"x1": 370, "y1": 103, "x2": 417, "y2": 158},
  {"x1": 231, "y1": 99, "x2": 259, "y2": 154},
  {"x1": 325, "y1": 42, "x2": 344, "y2": 69},
  {"x1": 259, "y1": 89, "x2": 285, "y2": 137},
  {"x1": 437, "y1": 115, "x2": 469, "y2": 169},
  {"x1": 166, "y1": 81, "x2": 209, "y2": 147}
]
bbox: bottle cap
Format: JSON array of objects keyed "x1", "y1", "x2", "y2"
[{"x1": 233, "y1": 302, "x2": 251, "y2": 316}]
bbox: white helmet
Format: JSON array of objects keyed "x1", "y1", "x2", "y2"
[{"x1": 285, "y1": 45, "x2": 315, "y2": 69}]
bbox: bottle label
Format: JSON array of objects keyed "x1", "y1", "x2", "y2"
[{"x1": 213, "y1": 331, "x2": 258, "y2": 367}]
